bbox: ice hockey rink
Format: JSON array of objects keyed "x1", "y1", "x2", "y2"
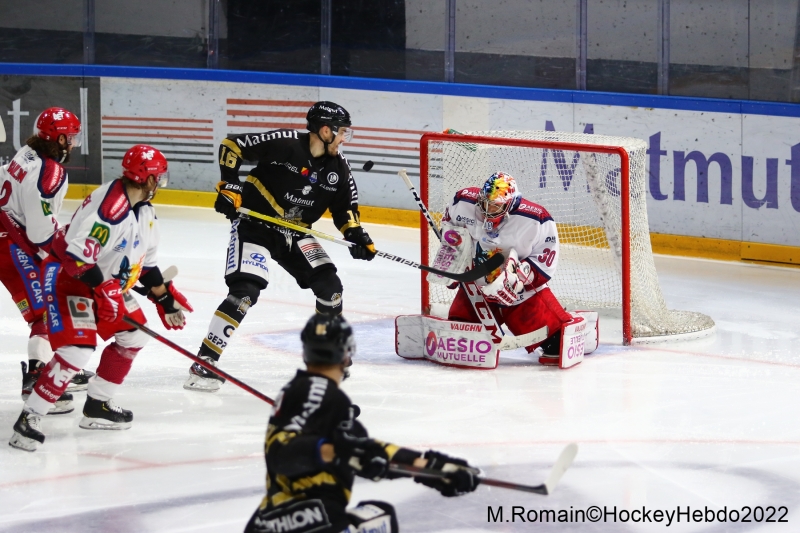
[{"x1": 1, "y1": 201, "x2": 799, "y2": 533}]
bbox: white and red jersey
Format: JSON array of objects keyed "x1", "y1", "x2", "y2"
[
  {"x1": 442, "y1": 187, "x2": 559, "y2": 305},
  {"x1": 56, "y1": 180, "x2": 159, "y2": 293},
  {"x1": 0, "y1": 145, "x2": 67, "y2": 254}
]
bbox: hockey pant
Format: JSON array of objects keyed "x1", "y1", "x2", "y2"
[
  {"x1": 201, "y1": 218, "x2": 343, "y2": 359},
  {"x1": 25, "y1": 262, "x2": 150, "y2": 415},
  {"x1": 448, "y1": 285, "x2": 572, "y2": 353},
  {"x1": 0, "y1": 234, "x2": 53, "y2": 362},
  {"x1": 244, "y1": 499, "x2": 397, "y2": 533}
]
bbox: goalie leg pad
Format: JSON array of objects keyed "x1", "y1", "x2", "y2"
[
  {"x1": 502, "y1": 287, "x2": 572, "y2": 353},
  {"x1": 395, "y1": 315, "x2": 499, "y2": 369},
  {"x1": 573, "y1": 310, "x2": 599, "y2": 355}
]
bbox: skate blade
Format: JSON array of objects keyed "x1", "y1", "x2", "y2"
[
  {"x1": 183, "y1": 377, "x2": 222, "y2": 393},
  {"x1": 79, "y1": 417, "x2": 132, "y2": 430},
  {"x1": 8, "y1": 432, "x2": 40, "y2": 451},
  {"x1": 67, "y1": 383, "x2": 88, "y2": 392}
]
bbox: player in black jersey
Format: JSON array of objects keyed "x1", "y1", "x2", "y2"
[
  {"x1": 187, "y1": 102, "x2": 378, "y2": 392},
  {"x1": 244, "y1": 314, "x2": 479, "y2": 533}
]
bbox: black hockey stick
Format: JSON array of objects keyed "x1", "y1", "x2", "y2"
[
  {"x1": 122, "y1": 316, "x2": 275, "y2": 405},
  {"x1": 237, "y1": 207, "x2": 504, "y2": 283},
  {"x1": 389, "y1": 443, "x2": 578, "y2": 496}
]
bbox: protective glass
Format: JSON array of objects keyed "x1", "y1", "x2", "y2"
[
  {"x1": 66, "y1": 133, "x2": 82, "y2": 148},
  {"x1": 156, "y1": 171, "x2": 169, "y2": 189},
  {"x1": 331, "y1": 126, "x2": 354, "y2": 143}
]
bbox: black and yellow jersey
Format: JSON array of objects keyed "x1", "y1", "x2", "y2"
[
  {"x1": 258, "y1": 369, "x2": 420, "y2": 522},
  {"x1": 218, "y1": 130, "x2": 361, "y2": 234}
]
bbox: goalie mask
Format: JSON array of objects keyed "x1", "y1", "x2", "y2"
[
  {"x1": 478, "y1": 172, "x2": 521, "y2": 231},
  {"x1": 301, "y1": 314, "x2": 356, "y2": 368}
]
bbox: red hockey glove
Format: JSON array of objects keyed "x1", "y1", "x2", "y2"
[
  {"x1": 93, "y1": 280, "x2": 125, "y2": 323},
  {"x1": 148, "y1": 281, "x2": 193, "y2": 330}
]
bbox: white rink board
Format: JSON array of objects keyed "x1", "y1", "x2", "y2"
[{"x1": 100, "y1": 77, "x2": 800, "y2": 246}]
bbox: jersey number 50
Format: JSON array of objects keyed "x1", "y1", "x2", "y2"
[{"x1": 83, "y1": 239, "x2": 102, "y2": 262}]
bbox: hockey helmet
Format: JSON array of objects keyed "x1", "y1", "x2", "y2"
[
  {"x1": 35, "y1": 107, "x2": 81, "y2": 147},
  {"x1": 478, "y1": 172, "x2": 521, "y2": 231},
  {"x1": 301, "y1": 314, "x2": 356, "y2": 366},
  {"x1": 122, "y1": 145, "x2": 169, "y2": 187},
  {"x1": 306, "y1": 101, "x2": 353, "y2": 142}
]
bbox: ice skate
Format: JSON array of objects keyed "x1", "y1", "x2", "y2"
[
  {"x1": 67, "y1": 368, "x2": 96, "y2": 392},
  {"x1": 8, "y1": 410, "x2": 44, "y2": 452},
  {"x1": 20, "y1": 361, "x2": 74, "y2": 415},
  {"x1": 183, "y1": 356, "x2": 225, "y2": 393},
  {"x1": 79, "y1": 396, "x2": 133, "y2": 430}
]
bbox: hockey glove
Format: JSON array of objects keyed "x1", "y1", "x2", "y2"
[
  {"x1": 333, "y1": 429, "x2": 389, "y2": 481},
  {"x1": 480, "y1": 250, "x2": 525, "y2": 306},
  {"x1": 214, "y1": 180, "x2": 243, "y2": 220},
  {"x1": 416, "y1": 450, "x2": 480, "y2": 497},
  {"x1": 343, "y1": 227, "x2": 377, "y2": 261},
  {"x1": 93, "y1": 279, "x2": 125, "y2": 323},
  {"x1": 148, "y1": 281, "x2": 194, "y2": 330}
]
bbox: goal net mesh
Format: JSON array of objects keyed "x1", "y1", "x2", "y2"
[{"x1": 422, "y1": 131, "x2": 715, "y2": 340}]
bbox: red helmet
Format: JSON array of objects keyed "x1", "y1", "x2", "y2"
[
  {"x1": 122, "y1": 145, "x2": 169, "y2": 186},
  {"x1": 35, "y1": 107, "x2": 81, "y2": 146}
]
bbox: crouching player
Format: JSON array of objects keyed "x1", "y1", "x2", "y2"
[
  {"x1": 396, "y1": 172, "x2": 598, "y2": 369},
  {"x1": 9, "y1": 145, "x2": 193, "y2": 451},
  {"x1": 245, "y1": 314, "x2": 479, "y2": 533}
]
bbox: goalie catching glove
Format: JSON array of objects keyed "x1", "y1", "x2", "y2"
[
  {"x1": 480, "y1": 249, "x2": 532, "y2": 306},
  {"x1": 214, "y1": 180, "x2": 242, "y2": 220},
  {"x1": 416, "y1": 450, "x2": 481, "y2": 497},
  {"x1": 343, "y1": 226, "x2": 376, "y2": 261},
  {"x1": 148, "y1": 281, "x2": 194, "y2": 330}
]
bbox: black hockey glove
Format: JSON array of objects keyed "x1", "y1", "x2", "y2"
[
  {"x1": 416, "y1": 450, "x2": 481, "y2": 497},
  {"x1": 214, "y1": 180, "x2": 243, "y2": 221},
  {"x1": 333, "y1": 429, "x2": 389, "y2": 481},
  {"x1": 343, "y1": 227, "x2": 376, "y2": 261}
]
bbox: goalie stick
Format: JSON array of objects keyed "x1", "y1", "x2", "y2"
[
  {"x1": 389, "y1": 442, "x2": 578, "y2": 495},
  {"x1": 398, "y1": 169, "x2": 545, "y2": 351},
  {"x1": 237, "y1": 207, "x2": 504, "y2": 283},
  {"x1": 121, "y1": 316, "x2": 275, "y2": 405}
]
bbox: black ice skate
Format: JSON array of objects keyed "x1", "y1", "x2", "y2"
[
  {"x1": 183, "y1": 356, "x2": 226, "y2": 393},
  {"x1": 79, "y1": 396, "x2": 133, "y2": 430},
  {"x1": 8, "y1": 410, "x2": 45, "y2": 452},
  {"x1": 20, "y1": 361, "x2": 74, "y2": 415},
  {"x1": 67, "y1": 368, "x2": 96, "y2": 392}
]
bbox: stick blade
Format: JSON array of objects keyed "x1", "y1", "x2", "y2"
[{"x1": 542, "y1": 443, "x2": 578, "y2": 495}]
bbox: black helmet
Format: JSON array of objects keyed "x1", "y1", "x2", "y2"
[
  {"x1": 306, "y1": 101, "x2": 351, "y2": 133},
  {"x1": 301, "y1": 314, "x2": 356, "y2": 365}
]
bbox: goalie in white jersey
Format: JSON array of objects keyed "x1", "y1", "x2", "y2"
[
  {"x1": 427, "y1": 172, "x2": 598, "y2": 366},
  {"x1": 9, "y1": 145, "x2": 193, "y2": 452}
]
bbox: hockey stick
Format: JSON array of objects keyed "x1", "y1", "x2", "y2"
[
  {"x1": 121, "y1": 316, "x2": 275, "y2": 405},
  {"x1": 131, "y1": 265, "x2": 179, "y2": 296},
  {"x1": 389, "y1": 443, "x2": 578, "y2": 496},
  {"x1": 398, "y1": 169, "x2": 546, "y2": 351},
  {"x1": 237, "y1": 207, "x2": 504, "y2": 283}
]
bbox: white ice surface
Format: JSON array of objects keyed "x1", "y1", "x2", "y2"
[{"x1": 1, "y1": 202, "x2": 799, "y2": 532}]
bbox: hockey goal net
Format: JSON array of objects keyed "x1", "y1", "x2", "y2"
[{"x1": 420, "y1": 131, "x2": 715, "y2": 345}]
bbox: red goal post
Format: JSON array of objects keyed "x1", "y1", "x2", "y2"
[{"x1": 418, "y1": 131, "x2": 715, "y2": 346}]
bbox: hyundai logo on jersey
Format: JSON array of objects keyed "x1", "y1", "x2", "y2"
[{"x1": 250, "y1": 253, "x2": 266, "y2": 263}]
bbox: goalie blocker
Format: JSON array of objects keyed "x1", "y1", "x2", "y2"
[{"x1": 395, "y1": 311, "x2": 599, "y2": 370}]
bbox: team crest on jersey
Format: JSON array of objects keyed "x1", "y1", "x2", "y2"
[
  {"x1": 475, "y1": 244, "x2": 504, "y2": 283},
  {"x1": 327, "y1": 172, "x2": 339, "y2": 185}
]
